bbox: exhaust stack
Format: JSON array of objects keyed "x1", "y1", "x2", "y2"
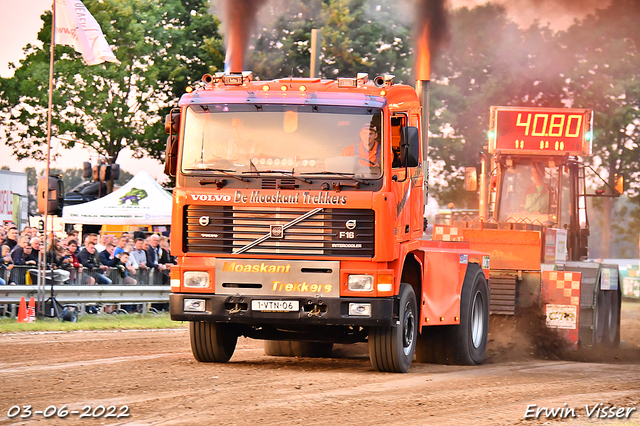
[
  {"x1": 220, "y1": 0, "x2": 267, "y2": 73},
  {"x1": 415, "y1": 24, "x2": 431, "y2": 167}
]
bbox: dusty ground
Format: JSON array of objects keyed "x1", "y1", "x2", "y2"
[{"x1": 0, "y1": 302, "x2": 639, "y2": 426}]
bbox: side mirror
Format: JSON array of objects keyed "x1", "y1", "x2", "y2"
[
  {"x1": 400, "y1": 126, "x2": 420, "y2": 168},
  {"x1": 164, "y1": 110, "x2": 181, "y2": 177},
  {"x1": 164, "y1": 111, "x2": 181, "y2": 135},
  {"x1": 464, "y1": 167, "x2": 478, "y2": 191},
  {"x1": 164, "y1": 135, "x2": 179, "y2": 177}
]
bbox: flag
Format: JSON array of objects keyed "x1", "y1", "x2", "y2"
[{"x1": 55, "y1": 0, "x2": 120, "y2": 65}]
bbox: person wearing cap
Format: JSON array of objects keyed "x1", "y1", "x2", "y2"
[{"x1": 342, "y1": 122, "x2": 381, "y2": 168}]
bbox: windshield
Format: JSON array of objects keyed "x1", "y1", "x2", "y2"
[
  {"x1": 181, "y1": 104, "x2": 383, "y2": 179},
  {"x1": 498, "y1": 160, "x2": 560, "y2": 224}
]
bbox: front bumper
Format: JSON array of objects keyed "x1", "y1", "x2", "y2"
[{"x1": 170, "y1": 293, "x2": 396, "y2": 327}]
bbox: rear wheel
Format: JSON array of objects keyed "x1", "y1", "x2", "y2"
[
  {"x1": 264, "y1": 341, "x2": 333, "y2": 358},
  {"x1": 449, "y1": 264, "x2": 489, "y2": 365},
  {"x1": 189, "y1": 321, "x2": 238, "y2": 363},
  {"x1": 602, "y1": 289, "x2": 621, "y2": 347},
  {"x1": 415, "y1": 325, "x2": 450, "y2": 364},
  {"x1": 369, "y1": 283, "x2": 417, "y2": 373}
]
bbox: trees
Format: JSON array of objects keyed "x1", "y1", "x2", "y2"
[
  {"x1": 0, "y1": 0, "x2": 224, "y2": 167},
  {"x1": 428, "y1": 5, "x2": 565, "y2": 207},
  {"x1": 249, "y1": 0, "x2": 411, "y2": 81},
  {"x1": 560, "y1": 0, "x2": 640, "y2": 257}
]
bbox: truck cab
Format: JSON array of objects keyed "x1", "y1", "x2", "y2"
[{"x1": 168, "y1": 72, "x2": 491, "y2": 372}]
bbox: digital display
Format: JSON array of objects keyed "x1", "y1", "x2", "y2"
[{"x1": 488, "y1": 106, "x2": 592, "y2": 156}]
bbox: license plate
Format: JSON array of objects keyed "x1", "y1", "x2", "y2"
[{"x1": 251, "y1": 300, "x2": 299, "y2": 312}]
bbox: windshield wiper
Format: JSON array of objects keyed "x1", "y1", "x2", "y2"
[
  {"x1": 184, "y1": 168, "x2": 249, "y2": 183},
  {"x1": 299, "y1": 170, "x2": 370, "y2": 185},
  {"x1": 242, "y1": 169, "x2": 312, "y2": 184}
]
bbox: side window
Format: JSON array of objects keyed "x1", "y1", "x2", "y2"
[{"x1": 391, "y1": 114, "x2": 407, "y2": 168}]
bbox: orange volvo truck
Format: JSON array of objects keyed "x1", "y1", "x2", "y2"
[
  {"x1": 436, "y1": 106, "x2": 622, "y2": 349},
  {"x1": 166, "y1": 71, "x2": 491, "y2": 372}
]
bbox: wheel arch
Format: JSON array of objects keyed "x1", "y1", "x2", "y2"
[{"x1": 401, "y1": 252, "x2": 423, "y2": 300}]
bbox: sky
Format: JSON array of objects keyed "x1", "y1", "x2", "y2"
[
  {"x1": 0, "y1": 0, "x2": 608, "y2": 181},
  {"x1": 0, "y1": 0, "x2": 166, "y2": 181}
]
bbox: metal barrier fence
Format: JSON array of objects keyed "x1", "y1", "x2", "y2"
[
  {"x1": 0, "y1": 265, "x2": 167, "y2": 286},
  {"x1": 0, "y1": 285, "x2": 170, "y2": 305},
  {"x1": 0, "y1": 266, "x2": 171, "y2": 318}
]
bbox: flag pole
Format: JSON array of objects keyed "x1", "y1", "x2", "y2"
[{"x1": 39, "y1": 0, "x2": 56, "y2": 316}]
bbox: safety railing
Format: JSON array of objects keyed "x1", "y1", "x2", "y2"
[{"x1": 0, "y1": 265, "x2": 168, "y2": 286}]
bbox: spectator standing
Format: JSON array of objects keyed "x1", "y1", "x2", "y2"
[
  {"x1": 114, "y1": 252, "x2": 137, "y2": 285},
  {"x1": 113, "y1": 235, "x2": 128, "y2": 258},
  {"x1": 77, "y1": 241, "x2": 112, "y2": 285},
  {"x1": 95, "y1": 234, "x2": 108, "y2": 253},
  {"x1": 67, "y1": 229, "x2": 80, "y2": 242},
  {"x1": 130, "y1": 238, "x2": 148, "y2": 270},
  {"x1": 67, "y1": 240, "x2": 92, "y2": 285},
  {"x1": 10, "y1": 236, "x2": 30, "y2": 266},
  {"x1": 99, "y1": 243, "x2": 118, "y2": 268},
  {"x1": 0, "y1": 245, "x2": 14, "y2": 285},
  {"x1": 26, "y1": 237, "x2": 41, "y2": 265},
  {"x1": 2, "y1": 227, "x2": 18, "y2": 251},
  {"x1": 47, "y1": 238, "x2": 69, "y2": 269}
]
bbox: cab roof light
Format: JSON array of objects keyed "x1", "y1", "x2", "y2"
[
  {"x1": 337, "y1": 73, "x2": 370, "y2": 88},
  {"x1": 222, "y1": 71, "x2": 253, "y2": 86},
  {"x1": 337, "y1": 77, "x2": 357, "y2": 88}
]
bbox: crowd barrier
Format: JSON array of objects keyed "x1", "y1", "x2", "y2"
[
  {"x1": 0, "y1": 266, "x2": 171, "y2": 317},
  {"x1": 1, "y1": 265, "x2": 167, "y2": 286}
]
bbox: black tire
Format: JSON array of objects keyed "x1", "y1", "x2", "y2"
[
  {"x1": 594, "y1": 286, "x2": 608, "y2": 345},
  {"x1": 369, "y1": 283, "x2": 417, "y2": 373},
  {"x1": 189, "y1": 321, "x2": 238, "y2": 363},
  {"x1": 415, "y1": 325, "x2": 451, "y2": 364},
  {"x1": 449, "y1": 264, "x2": 489, "y2": 365},
  {"x1": 603, "y1": 289, "x2": 621, "y2": 347},
  {"x1": 264, "y1": 340, "x2": 333, "y2": 358}
]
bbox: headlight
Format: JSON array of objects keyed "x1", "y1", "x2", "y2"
[
  {"x1": 184, "y1": 299, "x2": 206, "y2": 312},
  {"x1": 348, "y1": 274, "x2": 374, "y2": 291},
  {"x1": 348, "y1": 303, "x2": 372, "y2": 316},
  {"x1": 183, "y1": 271, "x2": 209, "y2": 288}
]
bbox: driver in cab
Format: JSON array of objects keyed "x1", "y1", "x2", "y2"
[
  {"x1": 208, "y1": 117, "x2": 261, "y2": 165},
  {"x1": 341, "y1": 122, "x2": 381, "y2": 168}
]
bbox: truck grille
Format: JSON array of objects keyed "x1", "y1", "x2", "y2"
[{"x1": 184, "y1": 206, "x2": 374, "y2": 257}]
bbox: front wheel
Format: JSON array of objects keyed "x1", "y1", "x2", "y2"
[
  {"x1": 189, "y1": 321, "x2": 238, "y2": 363},
  {"x1": 369, "y1": 283, "x2": 417, "y2": 373}
]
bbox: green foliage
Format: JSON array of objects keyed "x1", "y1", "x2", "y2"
[
  {"x1": 249, "y1": 0, "x2": 411, "y2": 81},
  {"x1": 428, "y1": 5, "x2": 564, "y2": 207},
  {"x1": 550, "y1": 0, "x2": 639, "y2": 256},
  {"x1": 0, "y1": 0, "x2": 224, "y2": 165}
]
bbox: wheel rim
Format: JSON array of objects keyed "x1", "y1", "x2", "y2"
[
  {"x1": 471, "y1": 290, "x2": 484, "y2": 349},
  {"x1": 402, "y1": 301, "x2": 415, "y2": 356}
]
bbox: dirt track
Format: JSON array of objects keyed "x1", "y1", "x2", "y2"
[{"x1": 1, "y1": 303, "x2": 639, "y2": 426}]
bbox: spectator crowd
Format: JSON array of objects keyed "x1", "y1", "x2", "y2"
[{"x1": 0, "y1": 223, "x2": 175, "y2": 286}]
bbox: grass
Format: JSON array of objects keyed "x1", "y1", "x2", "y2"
[{"x1": 0, "y1": 312, "x2": 187, "y2": 333}]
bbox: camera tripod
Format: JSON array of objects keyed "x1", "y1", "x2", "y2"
[{"x1": 37, "y1": 270, "x2": 77, "y2": 322}]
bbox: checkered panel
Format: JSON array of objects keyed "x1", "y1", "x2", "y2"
[
  {"x1": 545, "y1": 271, "x2": 581, "y2": 306},
  {"x1": 542, "y1": 270, "x2": 582, "y2": 350},
  {"x1": 433, "y1": 225, "x2": 464, "y2": 242}
]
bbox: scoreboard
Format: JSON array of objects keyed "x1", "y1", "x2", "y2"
[{"x1": 488, "y1": 106, "x2": 592, "y2": 156}]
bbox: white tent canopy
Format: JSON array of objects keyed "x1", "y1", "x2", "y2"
[{"x1": 62, "y1": 171, "x2": 172, "y2": 225}]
